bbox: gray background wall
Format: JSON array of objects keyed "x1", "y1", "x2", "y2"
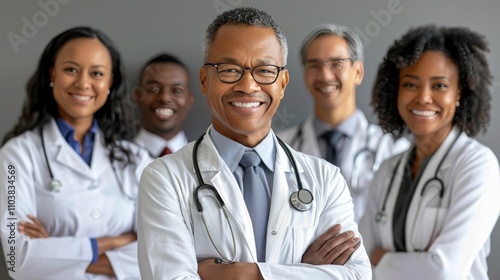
[{"x1": 1, "y1": 0, "x2": 499, "y2": 278}]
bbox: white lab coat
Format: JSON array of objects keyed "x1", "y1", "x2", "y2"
[
  {"x1": 278, "y1": 110, "x2": 410, "y2": 221},
  {"x1": 137, "y1": 127, "x2": 371, "y2": 280},
  {"x1": 0, "y1": 118, "x2": 151, "y2": 280},
  {"x1": 359, "y1": 127, "x2": 500, "y2": 280}
]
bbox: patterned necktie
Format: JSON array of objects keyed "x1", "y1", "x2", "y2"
[
  {"x1": 322, "y1": 130, "x2": 344, "y2": 166},
  {"x1": 159, "y1": 147, "x2": 172, "y2": 157},
  {"x1": 239, "y1": 150, "x2": 270, "y2": 262}
]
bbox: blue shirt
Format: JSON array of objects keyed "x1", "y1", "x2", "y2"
[
  {"x1": 55, "y1": 118, "x2": 98, "y2": 166},
  {"x1": 209, "y1": 127, "x2": 276, "y2": 189}
]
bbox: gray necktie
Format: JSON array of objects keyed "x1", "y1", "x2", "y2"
[
  {"x1": 322, "y1": 130, "x2": 345, "y2": 166},
  {"x1": 239, "y1": 150, "x2": 270, "y2": 262}
]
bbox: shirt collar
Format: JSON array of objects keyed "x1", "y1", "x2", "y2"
[
  {"x1": 209, "y1": 128, "x2": 276, "y2": 173},
  {"x1": 314, "y1": 111, "x2": 358, "y2": 139},
  {"x1": 55, "y1": 117, "x2": 98, "y2": 142},
  {"x1": 135, "y1": 128, "x2": 188, "y2": 156}
]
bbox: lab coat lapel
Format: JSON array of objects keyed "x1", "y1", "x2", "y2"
[
  {"x1": 380, "y1": 151, "x2": 409, "y2": 250},
  {"x1": 196, "y1": 131, "x2": 257, "y2": 259},
  {"x1": 266, "y1": 144, "x2": 297, "y2": 262},
  {"x1": 89, "y1": 131, "x2": 112, "y2": 180},
  {"x1": 266, "y1": 142, "x2": 300, "y2": 262},
  {"x1": 44, "y1": 119, "x2": 92, "y2": 178},
  {"x1": 405, "y1": 127, "x2": 461, "y2": 251},
  {"x1": 341, "y1": 110, "x2": 369, "y2": 183},
  {"x1": 300, "y1": 116, "x2": 321, "y2": 158}
]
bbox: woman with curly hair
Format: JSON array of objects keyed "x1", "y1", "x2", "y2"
[
  {"x1": 359, "y1": 25, "x2": 500, "y2": 279},
  {"x1": 0, "y1": 27, "x2": 150, "y2": 279}
]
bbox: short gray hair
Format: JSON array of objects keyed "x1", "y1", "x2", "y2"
[
  {"x1": 300, "y1": 23, "x2": 363, "y2": 65},
  {"x1": 203, "y1": 7, "x2": 288, "y2": 65}
]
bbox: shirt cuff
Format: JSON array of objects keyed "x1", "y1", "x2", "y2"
[{"x1": 90, "y1": 238, "x2": 98, "y2": 263}]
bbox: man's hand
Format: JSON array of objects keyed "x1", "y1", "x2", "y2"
[
  {"x1": 18, "y1": 215, "x2": 49, "y2": 238},
  {"x1": 301, "y1": 224, "x2": 360, "y2": 265},
  {"x1": 198, "y1": 258, "x2": 264, "y2": 280}
]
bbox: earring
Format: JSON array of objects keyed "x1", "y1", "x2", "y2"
[
  {"x1": 455, "y1": 101, "x2": 460, "y2": 107},
  {"x1": 49, "y1": 82, "x2": 54, "y2": 87},
  {"x1": 107, "y1": 89, "x2": 111, "y2": 95}
]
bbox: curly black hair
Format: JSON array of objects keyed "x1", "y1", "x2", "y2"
[
  {"x1": 372, "y1": 25, "x2": 492, "y2": 137},
  {"x1": 2, "y1": 26, "x2": 135, "y2": 164}
]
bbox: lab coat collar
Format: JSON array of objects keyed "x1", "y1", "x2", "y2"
[
  {"x1": 265, "y1": 141, "x2": 297, "y2": 261},
  {"x1": 194, "y1": 126, "x2": 225, "y2": 173},
  {"x1": 294, "y1": 115, "x2": 321, "y2": 158},
  {"x1": 43, "y1": 118, "x2": 110, "y2": 180},
  {"x1": 196, "y1": 126, "x2": 299, "y2": 174}
]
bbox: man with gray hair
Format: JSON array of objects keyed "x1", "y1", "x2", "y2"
[
  {"x1": 278, "y1": 24, "x2": 409, "y2": 222},
  {"x1": 138, "y1": 8, "x2": 371, "y2": 280}
]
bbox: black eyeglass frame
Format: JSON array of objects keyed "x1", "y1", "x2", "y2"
[{"x1": 204, "y1": 63, "x2": 286, "y2": 85}]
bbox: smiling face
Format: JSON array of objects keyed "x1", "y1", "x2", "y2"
[
  {"x1": 398, "y1": 51, "x2": 461, "y2": 141},
  {"x1": 303, "y1": 35, "x2": 363, "y2": 122},
  {"x1": 199, "y1": 24, "x2": 289, "y2": 147},
  {"x1": 135, "y1": 62, "x2": 194, "y2": 140},
  {"x1": 50, "y1": 38, "x2": 112, "y2": 127}
]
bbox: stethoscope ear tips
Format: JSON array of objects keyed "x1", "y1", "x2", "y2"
[
  {"x1": 49, "y1": 179, "x2": 62, "y2": 192},
  {"x1": 290, "y1": 189, "x2": 313, "y2": 212}
]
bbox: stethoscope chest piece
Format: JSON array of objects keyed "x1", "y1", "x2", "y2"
[
  {"x1": 375, "y1": 211, "x2": 387, "y2": 223},
  {"x1": 290, "y1": 189, "x2": 313, "y2": 211},
  {"x1": 49, "y1": 179, "x2": 62, "y2": 192}
]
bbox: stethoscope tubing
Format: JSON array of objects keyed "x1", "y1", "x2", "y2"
[
  {"x1": 375, "y1": 131, "x2": 462, "y2": 223},
  {"x1": 191, "y1": 132, "x2": 313, "y2": 263}
]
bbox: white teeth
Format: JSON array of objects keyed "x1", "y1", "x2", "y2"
[
  {"x1": 232, "y1": 102, "x2": 260, "y2": 108},
  {"x1": 71, "y1": 94, "x2": 92, "y2": 101},
  {"x1": 412, "y1": 110, "x2": 437, "y2": 117},
  {"x1": 319, "y1": 85, "x2": 338, "y2": 92},
  {"x1": 156, "y1": 108, "x2": 174, "y2": 116}
]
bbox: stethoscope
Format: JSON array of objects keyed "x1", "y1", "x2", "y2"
[
  {"x1": 40, "y1": 127, "x2": 63, "y2": 192},
  {"x1": 192, "y1": 132, "x2": 313, "y2": 264},
  {"x1": 375, "y1": 131, "x2": 462, "y2": 224},
  {"x1": 290, "y1": 120, "x2": 376, "y2": 189},
  {"x1": 40, "y1": 125, "x2": 123, "y2": 194}
]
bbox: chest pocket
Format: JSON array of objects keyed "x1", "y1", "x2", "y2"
[
  {"x1": 409, "y1": 183, "x2": 448, "y2": 251},
  {"x1": 278, "y1": 208, "x2": 318, "y2": 263}
]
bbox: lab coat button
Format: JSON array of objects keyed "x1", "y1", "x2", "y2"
[
  {"x1": 91, "y1": 210, "x2": 101, "y2": 219},
  {"x1": 271, "y1": 231, "x2": 277, "y2": 235},
  {"x1": 89, "y1": 181, "x2": 98, "y2": 189}
]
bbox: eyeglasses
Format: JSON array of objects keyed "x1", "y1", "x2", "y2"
[
  {"x1": 304, "y1": 58, "x2": 353, "y2": 73},
  {"x1": 204, "y1": 63, "x2": 285, "y2": 85}
]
